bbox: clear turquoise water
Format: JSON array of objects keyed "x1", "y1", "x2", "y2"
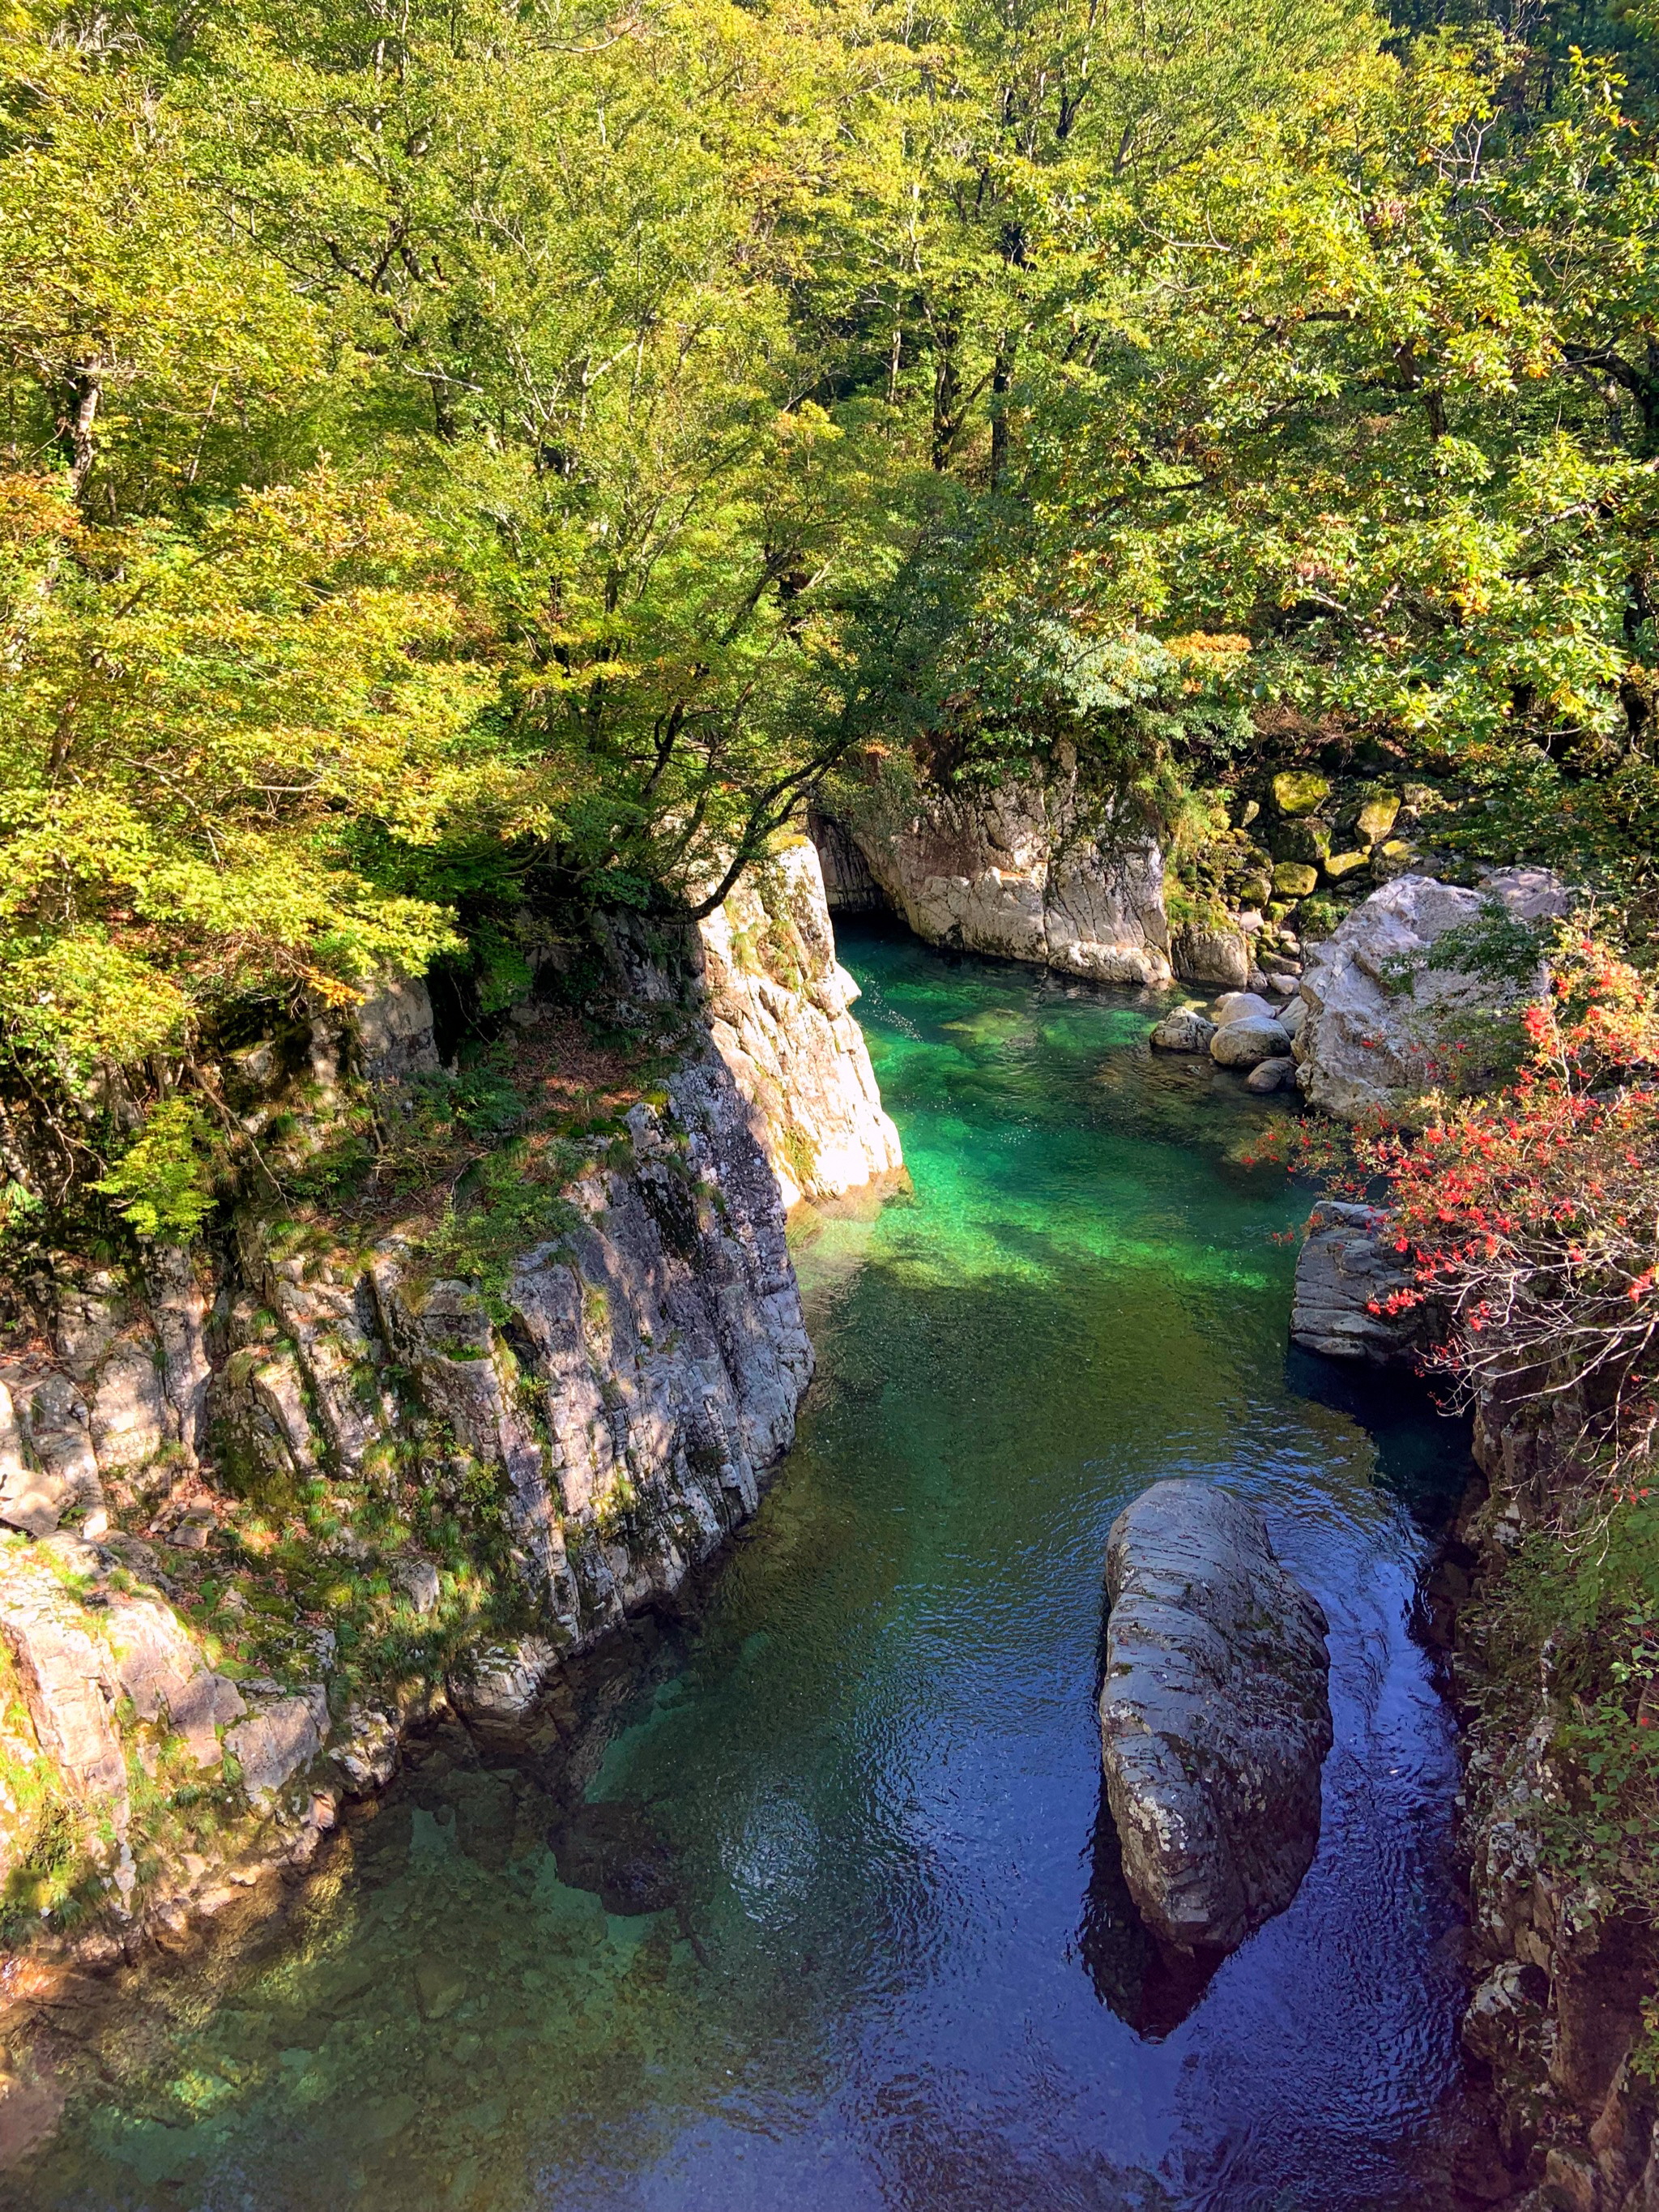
[{"x1": 18, "y1": 927, "x2": 1474, "y2": 2212}]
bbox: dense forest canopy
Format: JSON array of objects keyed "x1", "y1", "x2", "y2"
[{"x1": 1, "y1": 0, "x2": 1657, "y2": 1225}]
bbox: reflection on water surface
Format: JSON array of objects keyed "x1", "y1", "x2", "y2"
[{"x1": 17, "y1": 925, "x2": 1476, "y2": 2212}]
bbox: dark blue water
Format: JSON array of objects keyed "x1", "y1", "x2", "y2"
[{"x1": 17, "y1": 928, "x2": 1474, "y2": 2212}]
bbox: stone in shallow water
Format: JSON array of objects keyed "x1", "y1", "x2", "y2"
[
  {"x1": 1148, "y1": 1009, "x2": 1215, "y2": 1053},
  {"x1": 1098, "y1": 1479, "x2": 1333, "y2": 1958},
  {"x1": 1244, "y1": 1054, "x2": 1295, "y2": 1094},
  {"x1": 1209, "y1": 1015, "x2": 1292, "y2": 1069},
  {"x1": 1209, "y1": 991, "x2": 1277, "y2": 1027},
  {"x1": 549, "y1": 1800, "x2": 680, "y2": 1918},
  {"x1": 414, "y1": 1958, "x2": 469, "y2": 2021}
]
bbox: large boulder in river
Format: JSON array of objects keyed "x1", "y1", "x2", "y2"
[
  {"x1": 1098, "y1": 1480, "x2": 1333, "y2": 1958},
  {"x1": 1149, "y1": 1007, "x2": 1215, "y2": 1053},
  {"x1": 1295, "y1": 868, "x2": 1570, "y2": 1121}
]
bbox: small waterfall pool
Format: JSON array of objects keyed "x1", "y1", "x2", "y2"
[{"x1": 17, "y1": 925, "x2": 1478, "y2": 2212}]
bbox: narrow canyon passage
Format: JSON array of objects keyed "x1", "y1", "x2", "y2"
[{"x1": 23, "y1": 929, "x2": 1478, "y2": 2212}]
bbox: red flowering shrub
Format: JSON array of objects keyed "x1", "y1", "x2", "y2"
[{"x1": 1355, "y1": 930, "x2": 1659, "y2": 1495}]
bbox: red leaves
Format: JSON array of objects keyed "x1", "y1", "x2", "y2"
[{"x1": 1295, "y1": 930, "x2": 1659, "y2": 1484}]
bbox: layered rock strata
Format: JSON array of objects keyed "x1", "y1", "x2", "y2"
[{"x1": 1098, "y1": 1479, "x2": 1333, "y2": 1957}]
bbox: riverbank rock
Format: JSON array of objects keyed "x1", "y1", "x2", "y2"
[
  {"x1": 697, "y1": 840, "x2": 903, "y2": 1208},
  {"x1": 1212, "y1": 991, "x2": 1277, "y2": 1027},
  {"x1": 1294, "y1": 869, "x2": 1570, "y2": 1121},
  {"x1": 1098, "y1": 1480, "x2": 1333, "y2": 1958},
  {"x1": 1290, "y1": 1202, "x2": 1421, "y2": 1362},
  {"x1": 1149, "y1": 1008, "x2": 1215, "y2": 1053},
  {"x1": 1210, "y1": 1014, "x2": 1293, "y2": 1069},
  {"x1": 816, "y1": 775, "x2": 1173, "y2": 985},
  {"x1": 0, "y1": 852, "x2": 908, "y2": 1978},
  {"x1": 1171, "y1": 920, "x2": 1252, "y2": 989},
  {"x1": 1244, "y1": 1055, "x2": 1294, "y2": 1094}
]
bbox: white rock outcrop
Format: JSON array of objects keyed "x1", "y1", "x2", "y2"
[
  {"x1": 1294, "y1": 869, "x2": 1570, "y2": 1121},
  {"x1": 697, "y1": 842, "x2": 903, "y2": 1208},
  {"x1": 0, "y1": 1539, "x2": 254, "y2": 1832},
  {"x1": 824, "y1": 776, "x2": 1172, "y2": 986}
]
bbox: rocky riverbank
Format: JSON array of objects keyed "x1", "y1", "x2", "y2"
[
  {"x1": 1281, "y1": 1071, "x2": 1659, "y2": 2202},
  {"x1": 0, "y1": 844, "x2": 901, "y2": 2008},
  {"x1": 1435, "y1": 1410, "x2": 1659, "y2": 2212},
  {"x1": 814, "y1": 753, "x2": 1501, "y2": 998}
]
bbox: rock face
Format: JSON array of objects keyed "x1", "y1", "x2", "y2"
[
  {"x1": 1290, "y1": 1201, "x2": 1421, "y2": 1362},
  {"x1": 1098, "y1": 1480, "x2": 1333, "y2": 1958},
  {"x1": 0, "y1": 1538, "x2": 255, "y2": 1824},
  {"x1": 222, "y1": 1019, "x2": 818, "y2": 1676},
  {"x1": 1444, "y1": 1396, "x2": 1659, "y2": 2204},
  {"x1": 697, "y1": 841, "x2": 904, "y2": 1207},
  {"x1": 1294, "y1": 868, "x2": 1570, "y2": 1121},
  {"x1": 0, "y1": 851, "x2": 900, "y2": 1958},
  {"x1": 821, "y1": 773, "x2": 1173, "y2": 986},
  {"x1": 808, "y1": 809, "x2": 887, "y2": 915}
]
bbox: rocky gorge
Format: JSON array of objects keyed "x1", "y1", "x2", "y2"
[
  {"x1": 821, "y1": 751, "x2": 1656, "y2": 2208},
  {"x1": 2, "y1": 909, "x2": 1483, "y2": 2212},
  {"x1": 0, "y1": 770, "x2": 1636, "y2": 2209}
]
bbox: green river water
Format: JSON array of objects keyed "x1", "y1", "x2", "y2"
[{"x1": 15, "y1": 924, "x2": 1477, "y2": 2212}]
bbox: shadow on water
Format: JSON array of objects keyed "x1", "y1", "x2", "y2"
[
  {"x1": 1077, "y1": 1786, "x2": 1222, "y2": 2040},
  {"x1": 1285, "y1": 1343, "x2": 1474, "y2": 1532}
]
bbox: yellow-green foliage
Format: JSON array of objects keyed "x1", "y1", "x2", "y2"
[
  {"x1": 0, "y1": 469, "x2": 482, "y2": 1092},
  {"x1": 92, "y1": 1099, "x2": 219, "y2": 1241},
  {"x1": 0, "y1": 1645, "x2": 65, "y2": 1911}
]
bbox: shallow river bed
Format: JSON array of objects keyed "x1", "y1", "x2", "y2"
[{"x1": 19, "y1": 926, "x2": 1478, "y2": 2212}]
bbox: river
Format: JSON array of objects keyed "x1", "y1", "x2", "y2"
[{"x1": 17, "y1": 924, "x2": 1477, "y2": 2212}]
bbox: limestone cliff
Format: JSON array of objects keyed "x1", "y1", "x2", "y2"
[
  {"x1": 820, "y1": 771, "x2": 1175, "y2": 987},
  {"x1": 0, "y1": 856, "x2": 899, "y2": 1966},
  {"x1": 697, "y1": 841, "x2": 902, "y2": 1209}
]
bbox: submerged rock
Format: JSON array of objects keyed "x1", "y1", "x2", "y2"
[
  {"x1": 1244, "y1": 1054, "x2": 1295, "y2": 1094},
  {"x1": 1098, "y1": 1480, "x2": 1333, "y2": 1958},
  {"x1": 550, "y1": 1799, "x2": 681, "y2": 1917}
]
